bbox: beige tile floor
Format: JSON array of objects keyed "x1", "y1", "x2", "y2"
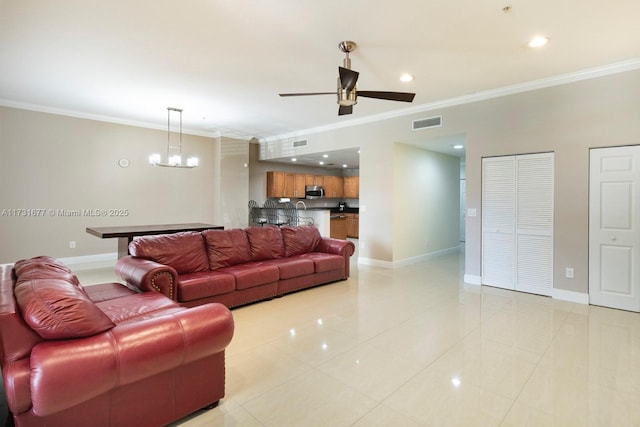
[{"x1": 76, "y1": 250, "x2": 640, "y2": 426}]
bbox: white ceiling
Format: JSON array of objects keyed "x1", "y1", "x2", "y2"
[{"x1": 1, "y1": 0, "x2": 639, "y2": 168}]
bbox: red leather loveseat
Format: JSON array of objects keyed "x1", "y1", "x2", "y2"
[
  {"x1": 115, "y1": 226, "x2": 355, "y2": 308},
  {"x1": 0, "y1": 256, "x2": 234, "y2": 427}
]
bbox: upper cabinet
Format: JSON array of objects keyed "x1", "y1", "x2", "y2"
[
  {"x1": 267, "y1": 171, "x2": 305, "y2": 198},
  {"x1": 324, "y1": 176, "x2": 344, "y2": 198},
  {"x1": 267, "y1": 171, "x2": 359, "y2": 199},
  {"x1": 343, "y1": 176, "x2": 359, "y2": 199},
  {"x1": 306, "y1": 174, "x2": 324, "y2": 186}
]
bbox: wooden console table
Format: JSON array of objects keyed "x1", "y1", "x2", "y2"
[{"x1": 86, "y1": 223, "x2": 224, "y2": 259}]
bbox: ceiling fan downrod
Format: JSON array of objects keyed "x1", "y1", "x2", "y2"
[{"x1": 338, "y1": 40, "x2": 357, "y2": 69}]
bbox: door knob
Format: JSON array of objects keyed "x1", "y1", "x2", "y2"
[{"x1": 611, "y1": 236, "x2": 617, "y2": 241}]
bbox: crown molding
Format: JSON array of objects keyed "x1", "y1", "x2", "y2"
[
  {"x1": 260, "y1": 57, "x2": 640, "y2": 143},
  {"x1": 0, "y1": 99, "x2": 221, "y2": 139}
]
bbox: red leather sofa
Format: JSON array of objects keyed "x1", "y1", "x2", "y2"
[
  {"x1": 115, "y1": 226, "x2": 355, "y2": 308},
  {"x1": 0, "y1": 256, "x2": 234, "y2": 427}
]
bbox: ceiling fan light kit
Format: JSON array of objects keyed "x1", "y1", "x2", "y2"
[{"x1": 279, "y1": 40, "x2": 416, "y2": 116}]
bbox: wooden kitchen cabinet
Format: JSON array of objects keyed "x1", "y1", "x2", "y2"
[
  {"x1": 324, "y1": 176, "x2": 344, "y2": 198},
  {"x1": 306, "y1": 174, "x2": 324, "y2": 186},
  {"x1": 343, "y1": 176, "x2": 359, "y2": 199},
  {"x1": 345, "y1": 213, "x2": 359, "y2": 238},
  {"x1": 293, "y1": 173, "x2": 306, "y2": 198},
  {"x1": 267, "y1": 172, "x2": 306, "y2": 198},
  {"x1": 330, "y1": 216, "x2": 347, "y2": 240},
  {"x1": 267, "y1": 171, "x2": 285, "y2": 198},
  {"x1": 268, "y1": 171, "x2": 359, "y2": 200}
]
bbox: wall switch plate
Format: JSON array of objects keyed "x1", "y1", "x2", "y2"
[
  {"x1": 565, "y1": 267, "x2": 574, "y2": 279},
  {"x1": 69, "y1": 241, "x2": 76, "y2": 249},
  {"x1": 468, "y1": 208, "x2": 477, "y2": 217}
]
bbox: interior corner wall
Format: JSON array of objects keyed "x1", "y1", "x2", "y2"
[
  {"x1": 393, "y1": 143, "x2": 460, "y2": 262},
  {"x1": 218, "y1": 136, "x2": 250, "y2": 229},
  {"x1": 0, "y1": 107, "x2": 220, "y2": 263}
]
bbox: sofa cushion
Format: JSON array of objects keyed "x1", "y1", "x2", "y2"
[
  {"x1": 203, "y1": 229, "x2": 252, "y2": 270},
  {"x1": 13, "y1": 256, "x2": 80, "y2": 286},
  {"x1": 95, "y1": 292, "x2": 181, "y2": 324},
  {"x1": 82, "y1": 282, "x2": 138, "y2": 303},
  {"x1": 245, "y1": 227, "x2": 286, "y2": 261},
  {"x1": 177, "y1": 271, "x2": 236, "y2": 302},
  {"x1": 14, "y1": 278, "x2": 115, "y2": 340},
  {"x1": 264, "y1": 258, "x2": 315, "y2": 280},
  {"x1": 299, "y1": 253, "x2": 346, "y2": 273},
  {"x1": 129, "y1": 231, "x2": 209, "y2": 274},
  {"x1": 217, "y1": 262, "x2": 279, "y2": 290},
  {"x1": 281, "y1": 226, "x2": 322, "y2": 257}
]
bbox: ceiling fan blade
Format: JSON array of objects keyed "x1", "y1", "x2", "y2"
[
  {"x1": 357, "y1": 91, "x2": 416, "y2": 102},
  {"x1": 339, "y1": 67, "x2": 359, "y2": 91},
  {"x1": 279, "y1": 92, "x2": 336, "y2": 97},
  {"x1": 338, "y1": 105, "x2": 353, "y2": 116}
]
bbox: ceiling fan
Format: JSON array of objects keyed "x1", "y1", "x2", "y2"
[{"x1": 279, "y1": 41, "x2": 416, "y2": 116}]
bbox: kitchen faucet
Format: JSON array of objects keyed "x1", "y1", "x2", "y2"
[{"x1": 295, "y1": 201, "x2": 307, "y2": 210}]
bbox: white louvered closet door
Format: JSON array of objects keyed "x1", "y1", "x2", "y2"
[
  {"x1": 482, "y1": 153, "x2": 554, "y2": 296},
  {"x1": 482, "y1": 157, "x2": 516, "y2": 289}
]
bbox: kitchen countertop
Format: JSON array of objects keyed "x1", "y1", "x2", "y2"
[{"x1": 329, "y1": 207, "x2": 359, "y2": 214}]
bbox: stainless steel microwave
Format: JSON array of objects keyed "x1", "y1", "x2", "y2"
[{"x1": 305, "y1": 185, "x2": 324, "y2": 199}]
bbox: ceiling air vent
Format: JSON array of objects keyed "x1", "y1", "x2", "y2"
[
  {"x1": 412, "y1": 116, "x2": 442, "y2": 131},
  {"x1": 292, "y1": 139, "x2": 308, "y2": 148}
]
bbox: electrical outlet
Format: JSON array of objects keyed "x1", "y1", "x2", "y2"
[
  {"x1": 69, "y1": 241, "x2": 76, "y2": 249},
  {"x1": 565, "y1": 267, "x2": 574, "y2": 279}
]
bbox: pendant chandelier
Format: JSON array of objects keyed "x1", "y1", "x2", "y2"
[{"x1": 149, "y1": 107, "x2": 198, "y2": 168}]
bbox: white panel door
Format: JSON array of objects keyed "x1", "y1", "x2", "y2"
[
  {"x1": 590, "y1": 146, "x2": 640, "y2": 312},
  {"x1": 482, "y1": 157, "x2": 515, "y2": 289}
]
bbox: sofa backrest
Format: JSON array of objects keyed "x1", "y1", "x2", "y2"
[
  {"x1": 280, "y1": 226, "x2": 322, "y2": 257},
  {"x1": 13, "y1": 257, "x2": 115, "y2": 341},
  {"x1": 245, "y1": 226, "x2": 286, "y2": 261},
  {"x1": 15, "y1": 277, "x2": 115, "y2": 340},
  {"x1": 129, "y1": 231, "x2": 210, "y2": 274},
  {"x1": 13, "y1": 255, "x2": 81, "y2": 286},
  {"x1": 202, "y1": 229, "x2": 252, "y2": 270},
  {"x1": 0, "y1": 257, "x2": 117, "y2": 364},
  {"x1": 127, "y1": 226, "x2": 324, "y2": 273}
]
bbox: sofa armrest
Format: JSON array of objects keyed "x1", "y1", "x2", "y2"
[
  {"x1": 316, "y1": 237, "x2": 356, "y2": 257},
  {"x1": 114, "y1": 256, "x2": 178, "y2": 301},
  {"x1": 26, "y1": 303, "x2": 234, "y2": 417}
]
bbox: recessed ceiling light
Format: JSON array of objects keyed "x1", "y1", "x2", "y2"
[
  {"x1": 400, "y1": 73, "x2": 414, "y2": 82},
  {"x1": 291, "y1": 158, "x2": 297, "y2": 162},
  {"x1": 319, "y1": 161, "x2": 324, "y2": 165},
  {"x1": 528, "y1": 36, "x2": 549, "y2": 48},
  {"x1": 453, "y1": 145, "x2": 464, "y2": 150},
  {"x1": 342, "y1": 164, "x2": 348, "y2": 168},
  {"x1": 323, "y1": 154, "x2": 329, "y2": 158}
]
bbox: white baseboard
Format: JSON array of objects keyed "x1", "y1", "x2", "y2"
[
  {"x1": 358, "y1": 245, "x2": 460, "y2": 269},
  {"x1": 1, "y1": 253, "x2": 118, "y2": 270},
  {"x1": 464, "y1": 274, "x2": 482, "y2": 285},
  {"x1": 58, "y1": 253, "x2": 118, "y2": 270},
  {"x1": 357, "y1": 257, "x2": 394, "y2": 269},
  {"x1": 552, "y1": 288, "x2": 589, "y2": 304},
  {"x1": 463, "y1": 274, "x2": 588, "y2": 304}
]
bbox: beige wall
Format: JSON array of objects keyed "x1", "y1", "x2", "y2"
[
  {"x1": 0, "y1": 107, "x2": 248, "y2": 264},
  {"x1": 264, "y1": 68, "x2": 640, "y2": 296},
  {"x1": 393, "y1": 144, "x2": 460, "y2": 262},
  {"x1": 217, "y1": 136, "x2": 250, "y2": 228}
]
